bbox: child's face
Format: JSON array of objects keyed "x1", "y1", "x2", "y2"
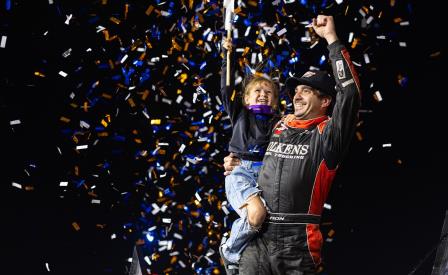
[{"x1": 244, "y1": 81, "x2": 275, "y2": 107}]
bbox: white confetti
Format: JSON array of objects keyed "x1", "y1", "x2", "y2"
[
  {"x1": 148, "y1": 226, "x2": 157, "y2": 231},
  {"x1": 0, "y1": 35, "x2": 7, "y2": 48},
  {"x1": 363, "y1": 53, "x2": 370, "y2": 64},
  {"x1": 161, "y1": 10, "x2": 171, "y2": 17},
  {"x1": 195, "y1": 192, "x2": 202, "y2": 202},
  {"x1": 277, "y1": 28, "x2": 287, "y2": 36},
  {"x1": 222, "y1": 205, "x2": 230, "y2": 215},
  {"x1": 76, "y1": 145, "x2": 88, "y2": 150},
  {"x1": 64, "y1": 14, "x2": 73, "y2": 25},
  {"x1": 80, "y1": 120, "x2": 90, "y2": 129},
  {"x1": 144, "y1": 256, "x2": 152, "y2": 265},
  {"x1": 348, "y1": 32, "x2": 354, "y2": 43},
  {"x1": 12, "y1": 182, "x2": 22, "y2": 189},
  {"x1": 162, "y1": 98, "x2": 172, "y2": 104},
  {"x1": 10, "y1": 119, "x2": 21, "y2": 125},
  {"x1": 120, "y1": 54, "x2": 128, "y2": 63},
  {"x1": 62, "y1": 48, "x2": 72, "y2": 58},
  {"x1": 244, "y1": 26, "x2": 251, "y2": 36},
  {"x1": 179, "y1": 144, "x2": 186, "y2": 153},
  {"x1": 251, "y1": 53, "x2": 257, "y2": 64},
  {"x1": 374, "y1": 91, "x2": 383, "y2": 102}
]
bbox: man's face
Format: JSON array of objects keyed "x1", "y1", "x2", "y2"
[{"x1": 293, "y1": 85, "x2": 330, "y2": 119}]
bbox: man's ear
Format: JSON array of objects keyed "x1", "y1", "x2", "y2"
[{"x1": 321, "y1": 96, "x2": 332, "y2": 108}]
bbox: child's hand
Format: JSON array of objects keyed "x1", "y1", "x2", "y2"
[
  {"x1": 283, "y1": 114, "x2": 296, "y2": 124},
  {"x1": 222, "y1": 37, "x2": 233, "y2": 51}
]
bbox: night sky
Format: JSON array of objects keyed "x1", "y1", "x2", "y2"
[{"x1": 1, "y1": 0, "x2": 445, "y2": 274}]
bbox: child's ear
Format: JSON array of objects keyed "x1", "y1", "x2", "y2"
[{"x1": 244, "y1": 94, "x2": 250, "y2": 105}]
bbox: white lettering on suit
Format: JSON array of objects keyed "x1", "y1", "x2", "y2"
[{"x1": 265, "y1": 141, "x2": 310, "y2": 159}]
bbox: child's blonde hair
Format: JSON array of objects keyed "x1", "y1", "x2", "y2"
[{"x1": 242, "y1": 76, "x2": 279, "y2": 110}]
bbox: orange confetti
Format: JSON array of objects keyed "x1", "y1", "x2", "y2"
[
  {"x1": 124, "y1": 4, "x2": 129, "y2": 20},
  {"x1": 127, "y1": 98, "x2": 136, "y2": 108},
  {"x1": 142, "y1": 89, "x2": 150, "y2": 100},
  {"x1": 393, "y1": 17, "x2": 402, "y2": 24},
  {"x1": 24, "y1": 186, "x2": 34, "y2": 191},
  {"x1": 351, "y1": 38, "x2": 359, "y2": 49},
  {"x1": 101, "y1": 119, "x2": 108, "y2": 127},
  {"x1": 151, "y1": 119, "x2": 161, "y2": 125},
  {"x1": 145, "y1": 5, "x2": 154, "y2": 16},
  {"x1": 72, "y1": 222, "x2": 81, "y2": 231},
  {"x1": 101, "y1": 93, "x2": 112, "y2": 100},
  {"x1": 108, "y1": 59, "x2": 114, "y2": 69},
  {"x1": 136, "y1": 239, "x2": 145, "y2": 245},
  {"x1": 34, "y1": 71, "x2": 46, "y2": 77},
  {"x1": 60, "y1": 116, "x2": 70, "y2": 123}
]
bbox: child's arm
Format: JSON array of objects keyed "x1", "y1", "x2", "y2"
[{"x1": 220, "y1": 38, "x2": 242, "y2": 123}]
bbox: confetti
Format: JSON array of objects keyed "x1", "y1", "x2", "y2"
[
  {"x1": 58, "y1": 71, "x2": 68, "y2": 77},
  {"x1": 10, "y1": 119, "x2": 21, "y2": 125},
  {"x1": 0, "y1": 36, "x2": 7, "y2": 48},
  {"x1": 373, "y1": 91, "x2": 383, "y2": 102},
  {"x1": 12, "y1": 182, "x2": 22, "y2": 189}
]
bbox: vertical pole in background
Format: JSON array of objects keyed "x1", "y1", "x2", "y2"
[
  {"x1": 226, "y1": 28, "x2": 231, "y2": 86},
  {"x1": 432, "y1": 210, "x2": 448, "y2": 275},
  {"x1": 129, "y1": 245, "x2": 145, "y2": 275},
  {"x1": 223, "y1": 0, "x2": 234, "y2": 87}
]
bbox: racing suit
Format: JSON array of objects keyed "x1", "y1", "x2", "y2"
[{"x1": 238, "y1": 40, "x2": 361, "y2": 274}]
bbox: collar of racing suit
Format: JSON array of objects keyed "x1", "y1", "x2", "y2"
[{"x1": 286, "y1": 115, "x2": 328, "y2": 129}]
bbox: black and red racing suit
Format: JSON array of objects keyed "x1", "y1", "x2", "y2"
[{"x1": 238, "y1": 40, "x2": 361, "y2": 274}]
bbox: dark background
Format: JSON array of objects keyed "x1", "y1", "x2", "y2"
[{"x1": 1, "y1": 0, "x2": 445, "y2": 274}]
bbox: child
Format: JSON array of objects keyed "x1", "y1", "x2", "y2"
[{"x1": 219, "y1": 37, "x2": 280, "y2": 274}]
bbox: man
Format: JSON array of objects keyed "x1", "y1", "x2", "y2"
[{"x1": 222, "y1": 15, "x2": 361, "y2": 274}]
